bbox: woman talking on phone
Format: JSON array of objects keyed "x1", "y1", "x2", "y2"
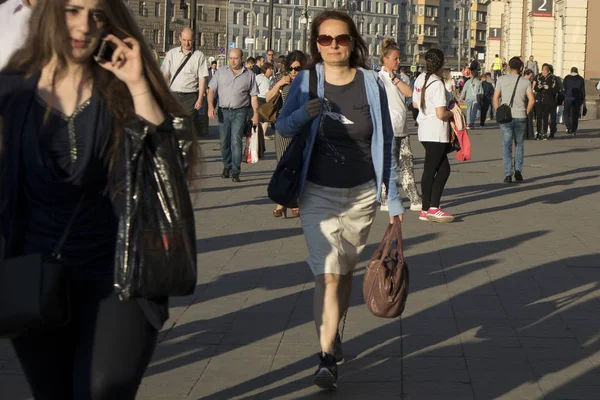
[{"x1": 0, "y1": 0, "x2": 193, "y2": 397}]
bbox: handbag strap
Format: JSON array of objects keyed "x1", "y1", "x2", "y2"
[
  {"x1": 51, "y1": 195, "x2": 86, "y2": 259},
  {"x1": 169, "y1": 51, "x2": 193, "y2": 88},
  {"x1": 508, "y1": 75, "x2": 521, "y2": 107}
]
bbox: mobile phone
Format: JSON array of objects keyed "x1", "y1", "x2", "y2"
[{"x1": 94, "y1": 35, "x2": 115, "y2": 63}]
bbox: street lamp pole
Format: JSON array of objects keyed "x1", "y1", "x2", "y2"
[{"x1": 300, "y1": 0, "x2": 309, "y2": 53}]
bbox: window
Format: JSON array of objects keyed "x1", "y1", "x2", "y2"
[
  {"x1": 214, "y1": 33, "x2": 220, "y2": 46},
  {"x1": 183, "y1": 5, "x2": 189, "y2": 19},
  {"x1": 167, "y1": 30, "x2": 174, "y2": 45},
  {"x1": 425, "y1": 6, "x2": 438, "y2": 17},
  {"x1": 400, "y1": 3, "x2": 406, "y2": 17},
  {"x1": 197, "y1": 6, "x2": 204, "y2": 21},
  {"x1": 444, "y1": 7, "x2": 449, "y2": 17},
  {"x1": 263, "y1": 14, "x2": 269, "y2": 27},
  {"x1": 154, "y1": 2, "x2": 160, "y2": 17},
  {"x1": 153, "y1": 29, "x2": 159, "y2": 44},
  {"x1": 375, "y1": 23, "x2": 380, "y2": 34},
  {"x1": 243, "y1": 12, "x2": 249, "y2": 26},
  {"x1": 168, "y1": 3, "x2": 174, "y2": 18},
  {"x1": 139, "y1": 1, "x2": 146, "y2": 16},
  {"x1": 276, "y1": 15, "x2": 281, "y2": 29},
  {"x1": 367, "y1": 23, "x2": 372, "y2": 35},
  {"x1": 384, "y1": 24, "x2": 388, "y2": 36},
  {"x1": 197, "y1": 32, "x2": 203, "y2": 46},
  {"x1": 477, "y1": 30, "x2": 485, "y2": 41},
  {"x1": 454, "y1": 27, "x2": 459, "y2": 39},
  {"x1": 215, "y1": 7, "x2": 220, "y2": 22},
  {"x1": 233, "y1": 11, "x2": 239, "y2": 24},
  {"x1": 418, "y1": 5, "x2": 424, "y2": 16},
  {"x1": 376, "y1": 2, "x2": 380, "y2": 13},
  {"x1": 477, "y1": 11, "x2": 486, "y2": 23},
  {"x1": 286, "y1": 16, "x2": 292, "y2": 29}
]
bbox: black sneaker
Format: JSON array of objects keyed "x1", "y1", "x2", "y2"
[
  {"x1": 504, "y1": 176, "x2": 512, "y2": 184},
  {"x1": 514, "y1": 171, "x2": 523, "y2": 182},
  {"x1": 221, "y1": 168, "x2": 231, "y2": 179},
  {"x1": 231, "y1": 172, "x2": 241, "y2": 182},
  {"x1": 313, "y1": 353, "x2": 338, "y2": 390},
  {"x1": 334, "y1": 332, "x2": 344, "y2": 365}
]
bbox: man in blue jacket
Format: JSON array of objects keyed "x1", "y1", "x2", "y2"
[{"x1": 562, "y1": 67, "x2": 586, "y2": 135}]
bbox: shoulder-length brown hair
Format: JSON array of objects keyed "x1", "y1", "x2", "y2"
[
  {"x1": 308, "y1": 11, "x2": 369, "y2": 69},
  {"x1": 3, "y1": 0, "x2": 194, "y2": 181}
]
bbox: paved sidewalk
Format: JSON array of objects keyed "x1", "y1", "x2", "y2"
[{"x1": 1, "y1": 120, "x2": 600, "y2": 400}]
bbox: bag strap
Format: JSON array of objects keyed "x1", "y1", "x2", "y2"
[
  {"x1": 52, "y1": 195, "x2": 86, "y2": 259},
  {"x1": 169, "y1": 51, "x2": 193, "y2": 88},
  {"x1": 508, "y1": 75, "x2": 521, "y2": 107},
  {"x1": 309, "y1": 68, "x2": 318, "y2": 99}
]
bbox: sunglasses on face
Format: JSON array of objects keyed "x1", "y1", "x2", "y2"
[
  {"x1": 316, "y1": 34, "x2": 352, "y2": 47},
  {"x1": 289, "y1": 66, "x2": 303, "y2": 72}
]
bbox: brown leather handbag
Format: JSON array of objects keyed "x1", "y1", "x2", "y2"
[
  {"x1": 257, "y1": 90, "x2": 283, "y2": 123},
  {"x1": 363, "y1": 217, "x2": 409, "y2": 318}
]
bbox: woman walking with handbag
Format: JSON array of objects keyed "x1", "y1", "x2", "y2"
[
  {"x1": 266, "y1": 50, "x2": 307, "y2": 218},
  {"x1": 275, "y1": 11, "x2": 404, "y2": 390},
  {"x1": 378, "y1": 38, "x2": 422, "y2": 212},
  {"x1": 0, "y1": 0, "x2": 196, "y2": 398},
  {"x1": 412, "y1": 49, "x2": 456, "y2": 223}
]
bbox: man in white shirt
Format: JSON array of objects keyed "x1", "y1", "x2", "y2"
[
  {"x1": 0, "y1": 0, "x2": 35, "y2": 71},
  {"x1": 161, "y1": 27, "x2": 209, "y2": 137}
]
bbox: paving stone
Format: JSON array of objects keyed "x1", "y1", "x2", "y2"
[{"x1": 4, "y1": 121, "x2": 600, "y2": 398}]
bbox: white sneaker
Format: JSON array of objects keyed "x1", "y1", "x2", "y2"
[
  {"x1": 379, "y1": 203, "x2": 389, "y2": 211},
  {"x1": 410, "y1": 203, "x2": 422, "y2": 212}
]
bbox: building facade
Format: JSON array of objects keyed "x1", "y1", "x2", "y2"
[
  {"x1": 491, "y1": 0, "x2": 594, "y2": 78},
  {"x1": 406, "y1": 0, "x2": 489, "y2": 71},
  {"x1": 129, "y1": 0, "x2": 227, "y2": 58},
  {"x1": 226, "y1": 0, "x2": 402, "y2": 68}
]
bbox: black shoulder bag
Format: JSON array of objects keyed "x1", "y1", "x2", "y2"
[
  {"x1": 267, "y1": 69, "x2": 318, "y2": 209},
  {"x1": 0, "y1": 196, "x2": 84, "y2": 338},
  {"x1": 496, "y1": 75, "x2": 521, "y2": 124},
  {"x1": 169, "y1": 52, "x2": 193, "y2": 87}
]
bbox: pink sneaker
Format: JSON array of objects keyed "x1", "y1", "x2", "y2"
[
  {"x1": 426, "y1": 208, "x2": 455, "y2": 223},
  {"x1": 419, "y1": 210, "x2": 429, "y2": 221}
]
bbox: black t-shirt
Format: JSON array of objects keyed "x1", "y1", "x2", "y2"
[{"x1": 307, "y1": 70, "x2": 375, "y2": 188}]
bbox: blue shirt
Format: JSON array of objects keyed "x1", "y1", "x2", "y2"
[{"x1": 275, "y1": 63, "x2": 404, "y2": 217}]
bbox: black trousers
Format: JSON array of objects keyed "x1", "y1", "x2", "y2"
[
  {"x1": 563, "y1": 99, "x2": 581, "y2": 133},
  {"x1": 11, "y1": 278, "x2": 158, "y2": 400},
  {"x1": 480, "y1": 99, "x2": 491, "y2": 126},
  {"x1": 421, "y1": 142, "x2": 451, "y2": 211},
  {"x1": 535, "y1": 103, "x2": 554, "y2": 136}
]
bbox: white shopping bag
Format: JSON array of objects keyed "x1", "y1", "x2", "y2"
[{"x1": 243, "y1": 126, "x2": 260, "y2": 164}]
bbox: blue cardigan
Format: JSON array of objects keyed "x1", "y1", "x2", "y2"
[{"x1": 275, "y1": 63, "x2": 404, "y2": 217}]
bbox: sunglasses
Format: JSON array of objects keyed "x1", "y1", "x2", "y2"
[
  {"x1": 289, "y1": 66, "x2": 303, "y2": 72},
  {"x1": 316, "y1": 34, "x2": 352, "y2": 47}
]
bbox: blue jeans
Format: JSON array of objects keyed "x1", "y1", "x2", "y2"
[
  {"x1": 218, "y1": 108, "x2": 249, "y2": 173},
  {"x1": 466, "y1": 99, "x2": 480, "y2": 125},
  {"x1": 500, "y1": 118, "x2": 526, "y2": 177}
]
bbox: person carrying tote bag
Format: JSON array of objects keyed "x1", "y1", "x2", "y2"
[{"x1": 275, "y1": 11, "x2": 404, "y2": 390}]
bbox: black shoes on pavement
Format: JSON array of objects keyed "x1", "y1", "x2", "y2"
[
  {"x1": 222, "y1": 168, "x2": 241, "y2": 182},
  {"x1": 514, "y1": 171, "x2": 523, "y2": 182},
  {"x1": 313, "y1": 333, "x2": 344, "y2": 390},
  {"x1": 504, "y1": 171, "x2": 523, "y2": 184},
  {"x1": 313, "y1": 353, "x2": 338, "y2": 390}
]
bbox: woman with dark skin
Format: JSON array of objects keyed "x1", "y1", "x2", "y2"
[{"x1": 0, "y1": 0, "x2": 196, "y2": 397}]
